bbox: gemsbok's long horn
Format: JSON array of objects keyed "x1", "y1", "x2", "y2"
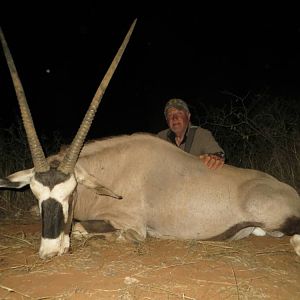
[
  {"x1": 58, "y1": 19, "x2": 137, "y2": 174},
  {"x1": 0, "y1": 19, "x2": 136, "y2": 175},
  {"x1": 0, "y1": 28, "x2": 50, "y2": 173}
]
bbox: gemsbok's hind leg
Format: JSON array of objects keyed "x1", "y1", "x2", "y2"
[
  {"x1": 252, "y1": 228, "x2": 284, "y2": 238},
  {"x1": 267, "y1": 231, "x2": 284, "y2": 238},
  {"x1": 252, "y1": 227, "x2": 266, "y2": 236},
  {"x1": 290, "y1": 235, "x2": 300, "y2": 256},
  {"x1": 279, "y1": 216, "x2": 300, "y2": 255}
]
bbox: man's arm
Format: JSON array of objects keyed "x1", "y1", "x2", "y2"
[{"x1": 193, "y1": 128, "x2": 225, "y2": 170}]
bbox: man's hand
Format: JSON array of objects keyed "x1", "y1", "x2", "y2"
[{"x1": 199, "y1": 154, "x2": 224, "y2": 170}]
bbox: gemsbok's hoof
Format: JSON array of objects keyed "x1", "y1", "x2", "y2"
[{"x1": 290, "y1": 235, "x2": 300, "y2": 256}]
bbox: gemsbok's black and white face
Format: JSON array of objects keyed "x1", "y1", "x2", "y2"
[
  {"x1": 0, "y1": 20, "x2": 136, "y2": 259},
  {"x1": 31, "y1": 170, "x2": 77, "y2": 258}
]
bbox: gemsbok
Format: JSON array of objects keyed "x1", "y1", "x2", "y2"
[{"x1": 1, "y1": 20, "x2": 300, "y2": 259}]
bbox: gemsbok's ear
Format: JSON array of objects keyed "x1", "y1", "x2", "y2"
[
  {"x1": 0, "y1": 168, "x2": 34, "y2": 189},
  {"x1": 75, "y1": 165, "x2": 122, "y2": 199}
]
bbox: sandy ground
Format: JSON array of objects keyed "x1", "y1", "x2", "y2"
[{"x1": 1, "y1": 217, "x2": 300, "y2": 300}]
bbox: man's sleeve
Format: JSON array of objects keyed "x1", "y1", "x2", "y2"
[
  {"x1": 191, "y1": 128, "x2": 224, "y2": 157},
  {"x1": 203, "y1": 130, "x2": 225, "y2": 156}
]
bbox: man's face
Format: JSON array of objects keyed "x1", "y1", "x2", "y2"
[{"x1": 166, "y1": 107, "x2": 190, "y2": 136}]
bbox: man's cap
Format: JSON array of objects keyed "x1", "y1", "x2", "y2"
[{"x1": 164, "y1": 98, "x2": 190, "y2": 117}]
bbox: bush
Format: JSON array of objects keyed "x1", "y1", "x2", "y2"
[{"x1": 196, "y1": 93, "x2": 300, "y2": 192}]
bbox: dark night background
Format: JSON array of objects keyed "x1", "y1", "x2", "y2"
[{"x1": 1, "y1": 3, "x2": 300, "y2": 141}]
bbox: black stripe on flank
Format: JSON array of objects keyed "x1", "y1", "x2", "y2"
[
  {"x1": 279, "y1": 216, "x2": 300, "y2": 236},
  {"x1": 208, "y1": 221, "x2": 263, "y2": 241},
  {"x1": 77, "y1": 220, "x2": 116, "y2": 233},
  {"x1": 42, "y1": 198, "x2": 64, "y2": 239}
]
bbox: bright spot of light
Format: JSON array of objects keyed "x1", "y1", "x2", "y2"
[{"x1": 45, "y1": 69, "x2": 51, "y2": 74}]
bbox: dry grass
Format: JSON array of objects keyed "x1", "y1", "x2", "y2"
[
  {"x1": 195, "y1": 93, "x2": 300, "y2": 193},
  {"x1": 1, "y1": 215, "x2": 300, "y2": 300}
]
